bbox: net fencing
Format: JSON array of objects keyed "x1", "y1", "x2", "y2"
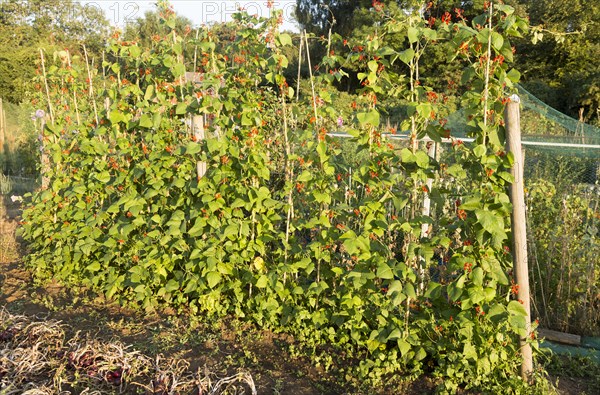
[
  {"x1": 444, "y1": 85, "x2": 600, "y2": 335},
  {"x1": 515, "y1": 85, "x2": 600, "y2": 336},
  {"x1": 0, "y1": 100, "x2": 39, "y2": 196}
]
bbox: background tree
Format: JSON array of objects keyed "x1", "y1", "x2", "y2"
[
  {"x1": 123, "y1": 9, "x2": 193, "y2": 49},
  {"x1": 514, "y1": 0, "x2": 599, "y2": 123},
  {"x1": 0, "y1": 0, "x2": 109, "y2": 104},
  {"x1": 296, "y1": 0, "x2": 599, "y2": 124}
]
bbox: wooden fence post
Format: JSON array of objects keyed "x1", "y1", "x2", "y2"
[
  {"x1": 192, "y1": 114, "x2": 206, "y2": 179},
  {"x1": 185, "y1": 72, "x2": 207, "y2": 180},
  {"x1": 504, "y1": 94, "x2": 533, "y2": 382}
]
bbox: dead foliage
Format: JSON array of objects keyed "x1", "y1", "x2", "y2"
[{"x1": 0, "y1": 308, "x2": 256, "y2": 394}]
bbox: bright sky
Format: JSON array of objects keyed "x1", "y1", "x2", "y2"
[{"x1": 77, "y1": 0, "x2": 299, "y2": 31}]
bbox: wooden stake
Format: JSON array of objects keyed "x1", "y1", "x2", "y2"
[
  {"x1": 504, "y1": 94, "x2": 533, "y2": 382},
  {"x1": 420, "y1": 141, "x2": 436, "y2": 238},
  {"x1": 40, "y1": 117, "x2": 49, "y2": 189},
  {"x1": 39, "y1": 49, "x2": 55, "y2": 124},
  {"x1": 303, "y1": 31, "x2": 318, "y2": 124},
  {"x1": 296, "y1": 32, "x2": 303, "y2": 102},
  {"x1": 66, "y1": 50, "x2": 81, "y2": 126},
  {"x1": 83, "y1": 45, "x2": 99, "y2": 125},
  {"x1": 191, "y1": 115, "x2": 206, "y2": 179},
  {"x1": 193, "y1": 27, "x2": 200, "y2": 73}
]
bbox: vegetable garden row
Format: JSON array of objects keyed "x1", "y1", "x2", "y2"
[{"x1": 20, "y1": 1, "x2": 546, "y2": 392}]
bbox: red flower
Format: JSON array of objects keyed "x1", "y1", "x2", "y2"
[
  {"x1": 372, "y1": 0, "x2": 384, "y2": 12},
  {"x1": 441, "y1": 12, "x2": 452, "y2": 25},
  {"x1": 426, "y1": 91, "x2": 438, "y2": 102}
]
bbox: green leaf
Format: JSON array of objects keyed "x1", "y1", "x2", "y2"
[
  {"x1": 297, "y1": 171, "x2": 312, "y2": 182},
  {"x1": 368, "y1": 60, "x2": 378, "y2": 73},
  {"x1": 407, "y1": 27, "x2": 419, "y2": 44},
  {"x1": 223, "y1": 224, "x2": 238, "y2": 240},
  {"x1": 463, "y1": 342, "x2": 478, "y2": 360},
  {"x1": 400, "y1": 148, "x2": 416, "y2": 163},
  {"x1": 472, "y1": 267, "x2": 484, "y2": 286},
  {"x1": 175, "y1": 102, "x2": 187, "y2": 115},
  {"x1": 473, "y1": 144, "x2": 486, "y2": 158},
  {"x1": 397, "y1": 48, "x2": 415, "y2": 65},
  {"x1": 460, "y1": 197, "x2": 482, "y2": 211},
  {"x1": 475, "y1": 209, "x2": 504, "y2": 235},
  {"x1": 376, "y1": 263, "x2": 394, "y2": 279},
  {"x1": 507, "y1": 300, "x2": 527, "y2": 316},
  {"x1": 415, "y1": 151, "x2": 430, "y2": 168},
  {"x1": 487, "y1": 304, "x2": 506, "y2": 319},
  {"x1": 387, "y1": 328, "x2": 402, "y2": 341},
  {"x1": 109, "y1": 110, "x2": 125, "y2": 124},
  {"x1": 476, "y1": 28, "x2": 491, "y2": 44},
  {"x1": 313, "y1": 190, "x2": 331, "y2": 204},
  {"x1": 144, "y1": 85, "x2": 155, "y2": 101},
  {"x1": 448, "y1": 282, "x2": 462, "y2": 301},
  {"x1": 153, "y1": 112, "x2": 162, "y2": 129},
  {"x1": 206, "y1": 271, "x2": 222, "y2": 288},
  {"x1": 278, "y1": 33, "x2": 292, "y2": 47},
  {"x1": 165, "y1": 279, "x2": 179, "y2": 292},
  {"x1": 416, "y1": 103, "x2": 432, "y2": 119},
  {"x1": 425, "y1": 282, "x2": 442, "y2": 299},
  {"x1": 507, "y1": 68, "x2": 521, "y2": 83},
  {"x1": 357, "y1": 110, "x2": 380, "y2": 127},
  {"x1": 139, "y1": 113, "x2": 153, "y2": 128},
  {"x1": 397, "y1": 338, "x2": 411, "y2": 356},
  {"x1": 492, "y1": 32, "x2": 504, "y2": 51},
  {"x1": 173, "y1": 63, "x2": 185, "y2": 78},
  {"x1": 95, "y1": 171, "x2": 111, "y2": 184},
  {"x1": 185, "y1": 141, "x2": 202, "y2": 155},
  {"x1": 509, "y1": 314, "x2": 527, "y2": 337},
  {"x1": 86, "y1": 261, "x2": 100, "y2": 272},
  {"x1": 256, "y1": 275, "x2": 268, "y2": 288}
]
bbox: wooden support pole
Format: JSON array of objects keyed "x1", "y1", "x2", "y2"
[
  {"x1": 420, "y1": 141, "x2": 436, "y2": 238},
  {"x1": 504, "y1": 94, "x2": 533, "y2": 382},
  {"x1": 39, "y1": 49, "x2": 54, "y2": 124},
  {"x1": 40, "y1": 117, "x2": 49, "y2": 189},
  {"x1": 192, "y1": 115, "x2": 206, "y2": 180},
  {"x1": 296, "y1": 31, "x2": 303, "y2": 102},
  {"x1": 186, "y1": 72, "x2": 207, "y2": 180}
]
